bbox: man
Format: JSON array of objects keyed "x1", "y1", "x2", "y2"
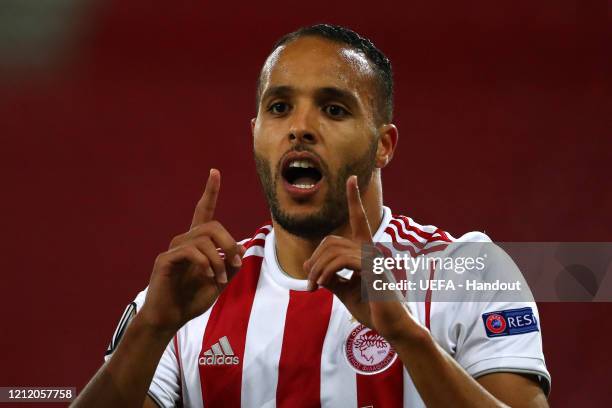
[{"x1": 74, "y1": 24, "x2": 550, "y2": 407}]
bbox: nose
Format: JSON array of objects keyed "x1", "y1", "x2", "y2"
[{"x1": 288, "y1": 104, "x2": 318, "y2": 144}]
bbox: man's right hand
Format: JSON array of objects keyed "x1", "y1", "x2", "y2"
[
  {"x1": 138, "y1": 168, "x2": 244, "y2": 334},
  {"x1": 73, "y1": 169, "x2": 243, "y2": 408}
]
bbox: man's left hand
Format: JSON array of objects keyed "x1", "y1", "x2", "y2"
[{"x1": 304, "y1": 175, "x2": 418, "y2": 344}]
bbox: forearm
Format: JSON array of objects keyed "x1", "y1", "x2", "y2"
[
  {"x1": 72, "y1": 314, "x2": 175, "y2": 408},
  {"x1": 391, "y1": 324, "x2": 507, "y2": 408}
]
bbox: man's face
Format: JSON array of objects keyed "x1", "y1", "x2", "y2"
[{"x1": 252, "y1": 36, "x2": 380, "y2": 239}]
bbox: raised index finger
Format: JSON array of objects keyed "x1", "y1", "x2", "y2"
[
  {"x1": 347, "y1": 175, "x2": 372, "y2": 241},
  {"x1": 191, "y1": 169, "x2": 220, "y2": 228}
]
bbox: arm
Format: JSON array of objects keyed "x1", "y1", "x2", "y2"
[
  {"x1": 305, "y1": 176, "x2": 548, "y2": 408},
  {"x1": 387, "y1": 312, "x2": 548, "y2": 407},
  {"x1": 143, "y1": 396, "x2": 160, "y2": 408},
  {"x1": 72, "y1": 315, "x2": 175, "y2": 407},
  {"x1": 477, "y1": 373, "x2": 549, "y2": 407},
  {"x1": 72, "y1": 169, "x2": 244, "y2": 407}
]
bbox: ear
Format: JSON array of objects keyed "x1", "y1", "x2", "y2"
[
  {"x1": 375, "y1": 124, "x2": 398, "y2": 168},
  {"x1": 251, "y1": 117, "x2": 257, "y2": 136}
]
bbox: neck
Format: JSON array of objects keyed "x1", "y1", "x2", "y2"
[{"x1": 273, "y1": 172, "x2": 384, "y2": 280}]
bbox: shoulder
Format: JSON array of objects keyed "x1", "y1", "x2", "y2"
[
  {"x1": 383, "y1": 212, "x2": 492, "y2": 255},
  {"x1": 237, "y1": 223, "x2": 273, "y2": 258}
]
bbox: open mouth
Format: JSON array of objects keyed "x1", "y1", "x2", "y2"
[
  {"x1": 282, "y1": 159, "x2": 323, "y2": 189},
  {"x1": 280, "y1": 152, "x2": 325, "y2": 195}
]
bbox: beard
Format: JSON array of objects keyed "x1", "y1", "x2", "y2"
[{"x1": 254, "y1": 140, "x2": 378, "y2": 240}]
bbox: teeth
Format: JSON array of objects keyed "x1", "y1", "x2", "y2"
[
  {"x1": 288, "y1": 160, "x2": 315, "y2": 169},
  {"x1": 294, "y1": 183, "x2": 315, "y2": 189}
]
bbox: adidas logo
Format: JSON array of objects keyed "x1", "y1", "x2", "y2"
[{"x1": 199, "y1": 336, "x2": 240, "y2": 366}]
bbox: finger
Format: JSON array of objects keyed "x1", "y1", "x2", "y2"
[
  {"x1": 192, "y1": 236, "x2": 228, "y2": 285},
  {"x1": 188, "y1": 221, "x2": 243, "y2": 271},
  {"x1": 168, "y1": 231, "x2": 189, "y2": 249},
  {"x1": 306, "y1": 247, "x2": 339, "y2": 290},
  {"x1": 304, "y1": 237, "x2": 350, "y2": 288},
  {"x1": 346, "y1": 175, "x2": 372, "y2": 242},
  {"x1": 191, "y1": 169, "x2": 221, "y2": 228},
  {"x1": 159, "y1": 245, "x2": 211, "y2": 280},
  {"x1": 306, "y1": 242, "x2": 357, "y2": 290},
  {"x1": 304, "y1": 235, "x2": 345, "y2": 271},
  {"x1": 326, "y1": 270, "x2": 360, "y2": 297},
  {"x1": 307, "y1": 242, "x2": 356, "y2": 282},
  {"x1": 315, "y1": 252, "x2": 361, "y2": 289}
]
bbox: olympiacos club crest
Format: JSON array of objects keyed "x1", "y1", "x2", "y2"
[{"x1": 344, "y1": 324, "x2": 397, "y2": 375}]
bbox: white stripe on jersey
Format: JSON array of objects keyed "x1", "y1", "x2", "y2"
[
  {"x1": 320, "y1": 296, "x2": 358, "y2": 407},
  {"x1": 175, "y1": 306, "x2": 210, "y2": 407},
  {"x1": 241, "y1": 257, "x2": 290, "y2": 407}
]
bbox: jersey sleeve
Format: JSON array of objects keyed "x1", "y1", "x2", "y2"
[
  {"x1": 146, "y1": 336, "x2": 182, "y2": 407},
  {"x1": 104, "y1": 288, "x2": 182, "y2": 407},
  {"x1": 449, "y1": 240, "x2": 552, "y2": 394}
]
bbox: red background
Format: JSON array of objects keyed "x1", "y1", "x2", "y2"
[{"x1": 1, "y1": 0, "x2": 610, "y2": 406}]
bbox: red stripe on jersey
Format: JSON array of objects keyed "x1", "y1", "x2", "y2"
[
  {"x1": 392, "y1": 218, "x2": 452, "y2": 249},
  {"x1": 252, "y1": 225, "x2": 273, "y2": 239},
  {"x1": 390, "y1": 219, "x2": 451, "y2": 249},
  {"x1": 173, "y1": 333, "x2": 184, "y2": 407},
  {"x1": 357, "y1": 357, "x2": 404, "y2": 408},
  {"x1": 242, "y1": 224, "x2": 272, "y2": 250},
  {"x1": 244, "y1": 238, "x2": 265, "y2": 250},
  {"x1": 199, "y1": 255, "x2": 264, "y2": 408},
  {"x1": 395, "y1": 215, "x2": 452, "y2": 243},
  {"x1": 276, "y1": 289, "x2": 334, "y2": 408},
  {"x1": 385, "y1": 226, "x2": 449, "y2": 256},
  {"x1": 425, "y1": 264, "x2": 435, "y2": 329},
  {"x1": 389, "y1": 219, "x2": 429, "y2": 249},
  {"x1": 384, "y1": 227, "x2": 419, "y2": 256}
]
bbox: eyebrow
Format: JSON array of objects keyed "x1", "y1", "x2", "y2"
[
  {"x1": 314, "y1": 87, "x2": 359, "y2": 107},
  {"x1": 261, "y1": 85, "x2": 360, "y2": 109},
  {"x1": 261, "y1": 86, "x2": 293, "y2": 104}
]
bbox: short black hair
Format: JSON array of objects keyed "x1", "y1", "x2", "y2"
[{"x1": 256, "y1": 23, "x2": 394, "y2": 125}]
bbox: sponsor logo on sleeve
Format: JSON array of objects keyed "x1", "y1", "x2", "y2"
[{"x1": 482, "y1": 307, "x2": 539, "y2": 338}]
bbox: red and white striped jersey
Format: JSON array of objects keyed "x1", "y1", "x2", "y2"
[{"x1": 106, "y1": 206, "x2": 550, "y2": 407}]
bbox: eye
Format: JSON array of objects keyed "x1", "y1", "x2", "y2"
[
  {"x1": 268, "y1": 102, "x2": 290, "y2": 115},
  {"x1": 324, "y1": 104, "x2": 349, "y2": 118}
]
